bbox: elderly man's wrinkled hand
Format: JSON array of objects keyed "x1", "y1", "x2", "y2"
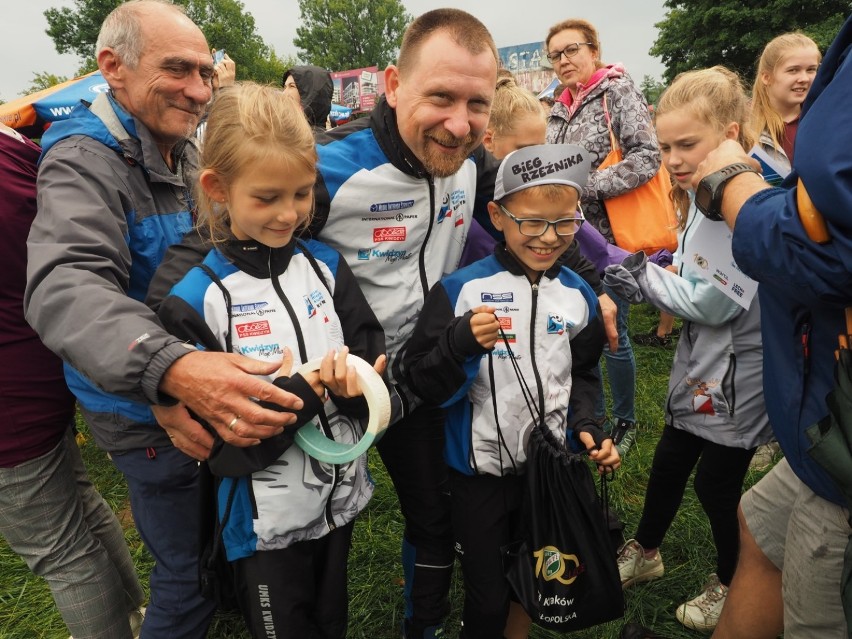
[
  {"x1": 159, "y1": 350, "x2": 304, "y2": 448},
  {"x1": 152, "y1": 403, "x2": 213, "y2": 460}
]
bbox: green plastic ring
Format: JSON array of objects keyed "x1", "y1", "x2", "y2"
[{"x1": 293, "y1": 354, "x2": 390, "y2": 464}]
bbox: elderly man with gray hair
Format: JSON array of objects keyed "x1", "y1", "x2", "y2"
[{"x1": 25, "y1": 1, "x2": 304, "y2": 636}]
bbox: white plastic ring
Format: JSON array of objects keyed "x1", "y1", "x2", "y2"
[{"x1": 293, "y1": 354, "x2": 390, "y2": 464}]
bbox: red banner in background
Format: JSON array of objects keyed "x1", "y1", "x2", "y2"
[
  {"x1": 330, "y1": 43, "x2": 555, "y2": 117},
  {"x1": 331, "y1": 67, "x2": 384, "y2": 114}
]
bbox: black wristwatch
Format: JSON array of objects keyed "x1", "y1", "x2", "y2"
[{"x1": 694, "y1": 163, "x2": 758, "y2": 221}]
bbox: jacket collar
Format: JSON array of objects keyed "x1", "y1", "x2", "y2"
[
  {"x1": 556, "y1": 63, "x2": 626, "y2": 118},
  {"x1": 39, "y1": 92, "x2": 195, "y2": 191},
  {"x1": 493, "y1": 242, "x2": 563, "y2": 281},
  {"x1": 219, "y1": 236, "x2": 298, "y2": 279},
  {"x1": 369, "y1": 97, "x2": 430, "y2": 179}
]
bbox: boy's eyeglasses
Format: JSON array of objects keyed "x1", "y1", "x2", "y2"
[
  {"x1": 499, "y1": 204, "x2": 585, "y2": 237},
  {"x1": 545, "y1": 43, "x2": 593, "y2": 63}
]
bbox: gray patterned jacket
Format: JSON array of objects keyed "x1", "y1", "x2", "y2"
[{"x1": 546, "y1": 72, "x2": 660, "y2": 243}]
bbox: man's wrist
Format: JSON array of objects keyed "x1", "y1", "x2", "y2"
[
  {"x1": 719, "y1": 171, "x2": 771, "y2": 227},
  {"x1": 694, "y1": 163, "x2": 758, "y2": 222},
  {"x1": 147, "y1": 342, "x2": 198, "y2": 405}
]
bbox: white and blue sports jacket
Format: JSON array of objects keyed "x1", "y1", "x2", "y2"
[
  {"x1": 157, "y1": 237, "x2": 385, "y2": 559},
  {"x1": 309, "y1": 98, "x2": 603, "y2": 421},
  {"x1": 403, "y1": 245, "x2": 605, "y2": 477}
]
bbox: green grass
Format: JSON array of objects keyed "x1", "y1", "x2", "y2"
[{"x1": 0, "y1": 303, "x2": 778, "y2": 638}]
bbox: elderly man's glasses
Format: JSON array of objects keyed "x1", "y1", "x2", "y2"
[
  {"x1": 499, "y1": 204, "x2": 585, "y2": 237},
  {"x1": 546, "y1": 43, "x2": 593, "y2": 63}
]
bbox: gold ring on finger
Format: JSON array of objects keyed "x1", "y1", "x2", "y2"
[{"x1": 227, "y1": 416, "x2": 239, "y2": 432}]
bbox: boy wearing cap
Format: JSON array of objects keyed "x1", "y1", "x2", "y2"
[{"x1": 402, "y1": 144, "x2": 618, "y2": 638}]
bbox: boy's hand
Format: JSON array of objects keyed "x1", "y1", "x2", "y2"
[
  {"x1": 579, "y1": 431, "x2": 621, "y2": 474},
  {"x1": 469, "y1": 305, "x2": 501, "y2": 349}
]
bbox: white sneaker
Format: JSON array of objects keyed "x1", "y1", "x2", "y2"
[
  {"x1": 617, "y1": 539, "x2": 664, "y2": 589},
  {"x1": 129, "y1": 606, "x2": 146, "y2": 638},
  {"x1": 69, "y1": 605, "x2": 145, "y2": 639},
  {"x1": 676, "y1": 573, "x2": 728, "y2": 631},
  {"x1": 749, "y1": 441, "x2": 781, "y2": 471}
]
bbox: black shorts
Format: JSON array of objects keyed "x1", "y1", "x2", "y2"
[{"x1": 232, "y1": 520, "x2": 355, "y2": 639}]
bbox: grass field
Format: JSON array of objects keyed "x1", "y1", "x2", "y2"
[{"x1": 0, "y1": 303, "x2": 777, "y2": 638}]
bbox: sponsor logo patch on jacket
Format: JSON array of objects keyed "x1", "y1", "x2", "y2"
[
  {"x1": 238, "y1": 343, "x2": 284, "y2": 357},
  {"x1": 230, "y1": 301, "x2": 277, "y2": 318},
  {"x1": 437, "y1": 202, "x2": 453, "y2": 224},
  {"x1": 373, "y1": 226, "x2": 406, "y2": 242},
  {"x1": 547, "y1": 312, "x2": 575, "y2": 335},
  {"x1": 481, "y1": 292, "x2": 514, "y2": 303},
  {"x1": 357, "y1": 248, "x2": 413, "y2": 263},
  {"x1": 236, "y1": 320, "x2": 271, "y2": 338},
  {"x1": 304, "y1": 289, "x2": 330, "y2": 322},
  {"x1": 369, "y1": 200, "x2": 414, "y2": 213},
  {"x1": 231, "y1": 301, "x2": 269, "y2": 313},
  {"x1": 547, "y1": 313, "x2": 565, "y2": 335}
]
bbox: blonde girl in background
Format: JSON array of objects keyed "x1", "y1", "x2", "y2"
[
  {"x1": 153, "y1": 82, "x2": 386, "y2": 639},
  {"x1": 751, "y1": 32, "x2": 821, "y2": 171},
  {"x1": 604, "y1": 67, "x2": 773, "y2": 632},
  {"x1": 459, "y1": 74, "x2": 547, "y2": 267},
  {"x1": 483, "y1": 75, "x2": 547, "y2": 160}
]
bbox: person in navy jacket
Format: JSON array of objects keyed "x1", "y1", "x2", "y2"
[{"x1": 691, "y1": 17, "x2": 852, "y2": 638}]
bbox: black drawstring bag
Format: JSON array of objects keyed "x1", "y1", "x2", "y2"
[
  {"x1": 503, "y1": 425, "x2": 624, "y2": 630},
  {"x1": 498, "y1": 328, "x2": 624, "y2": 631}
]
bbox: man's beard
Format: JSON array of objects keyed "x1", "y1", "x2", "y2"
[{"x1": 420, "y1": 130, "x2": 478, "y2": 177}]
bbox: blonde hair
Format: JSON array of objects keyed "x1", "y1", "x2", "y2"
[
  {"x1": 750, "y1": 32, "x2": 821, "y2": 152},
  {"x1": 195, "y1": 82, "x2": 317, "y2": 243},
  {"x1": 488, "y1": 76, "x2": 545, "y2": 137},
  {"x1": 545, "y1": 18, "x2": 604, "y2": 70},
  {"x1": 655, "y1": 66, "x2": 754, "y2": 227},
  {"x1": 501, "y1": 183, "x2": 578, "y2": 207}
]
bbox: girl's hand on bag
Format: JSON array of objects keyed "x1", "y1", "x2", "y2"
[
  {"x1": 469, "y1": 305, "x2": 501, "y2": 349},
  {"x1": 579, "y1": 432, "x2": 621, "y2": 473}
]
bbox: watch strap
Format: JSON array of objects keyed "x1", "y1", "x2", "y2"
[{"x1": 696, "y1": 162, "x2": 757, "y2": 221}]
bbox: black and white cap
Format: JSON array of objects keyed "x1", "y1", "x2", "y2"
[{"x1": 493, "y1": 143, "x2": 591, "y2": 201}]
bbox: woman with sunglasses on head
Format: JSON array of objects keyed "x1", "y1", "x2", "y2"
[{"x1": 545, "y1": 18, "x2": 661, "y2": 458}]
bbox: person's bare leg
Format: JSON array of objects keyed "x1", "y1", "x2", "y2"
[
  {"x1": 504, "y1": 602, "x2": 532, "y2": 639},
  {"x1": 712, "y1": 506, "x2": 783, "y2": 638}
]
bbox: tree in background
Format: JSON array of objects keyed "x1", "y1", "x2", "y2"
[
  {"x1": 294, "y1": 0, "x2": 410, "y2": 70},
  {"x1": 22, "y1": 72, "x2": 70, "y2": 97},
  {"x1": 44, "y1": 0, "x2": 290, "y2": 84},
  {"x1": 640, "y1": 75, "x2": 666, "y2": 108},
  {"x1": 652, "y1": 0, "x2": 850, "y2": 83}
]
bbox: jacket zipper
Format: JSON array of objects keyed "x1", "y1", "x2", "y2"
[
  {"x1": 391, "y1": 177, "x2": 436, "y2": 390},
  {"x1": 529, "y1": 281, "x2": 546, "y2": 423},
  {"x1": 418, "y1": 176, "x2": 436, "y2": 300},
  {"x1": 724, "y1": 353, "x2": 737, "y2": 416},
  {"x1": 268, "y1": 252, "x2": 340, "y2": 531}
]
